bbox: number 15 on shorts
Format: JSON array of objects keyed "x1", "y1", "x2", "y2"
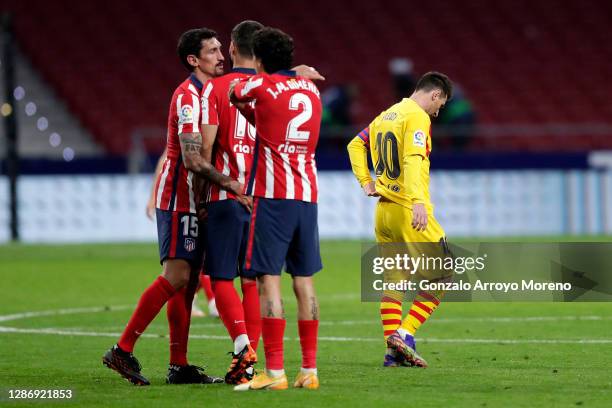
[{"x1": 180, "y1": 214, "x2": 198, "y2": 238}]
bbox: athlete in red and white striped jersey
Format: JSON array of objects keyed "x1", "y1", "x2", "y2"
[
  {"x1": 154, "y1": 75, "x2": 205, "y2": 212},
  {"x1": 197, "y1": 20, "x2": 264, "y2": 385},
  {"x1": 104, "y1": 28, "x2": 238, "y2": 386},
  {"x1": 232, "y1": 70, "x2": 321, "y2": 203},
  {"x1": 230, "y1": 27, "x2": 322, "y2": 392},
  {"x1": 201, "y1": 67, "x2": 257, "y2": 203},
  {"x1": 200, "y1": 21, "x2": 327, "y2": 385}
]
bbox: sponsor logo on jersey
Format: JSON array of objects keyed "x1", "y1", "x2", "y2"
[
  {"x1": 278, "y1": 143, "x2": 308, "y2": 154},
  {"x1": 184, "y1": 238, "x2": 196, "y2": 252},
  {"x1": 179, "y1": 105, "x2": 193, "y2": 125},
  {"x1": 413, "y1": 130, "x2": 426, "y2": 147},
  {"x1": 234, "y1": 142, "x2": 253, "y2": 154}
]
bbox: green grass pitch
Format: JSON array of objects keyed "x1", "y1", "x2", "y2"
[{"x1": 1, "y1": 240, "x2": 611, "y2": 407}]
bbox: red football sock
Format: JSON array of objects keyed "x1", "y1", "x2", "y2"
[
  {"x1": 200, "y1": 273, "x2": 214, "y2": 301},
  {"x1": 298, "y1": 320, "x2": 319, "y2": 369},
  {"x1": 118, "y1": 275, "x2": 175, "y2": 353},
  {"x1": 241, "y1": 281, "x2": 261, "y2": 351},
  {"x1": 212, "y1": 279, "x2": 247, "y2": 341},
  {"x1": 262, "y1": 317, "x2": 286, "y2": 370},
  {"x1": 167, "y1": 284, "x2": 195, "y2": 366},
  {"x1": 183, "y1": 279, "x2": 196, "y2": 344}
]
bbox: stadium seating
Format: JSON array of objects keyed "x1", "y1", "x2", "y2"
[{"x1": 6, "y1": 0, "x2": 612, "y2": 153}]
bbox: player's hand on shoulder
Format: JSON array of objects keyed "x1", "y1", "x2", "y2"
[
  {"x1": 363, "y1": 181, "x2": 379, "y2": 197},
  {"x1": 411, "y1": 203, "x2": 428, "y2": 231},
  {"x1": 293, "y1": 65, "x2": 325, "y2": 81}
]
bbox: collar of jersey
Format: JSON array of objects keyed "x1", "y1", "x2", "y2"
[
  {"x1": 232, "y1": 67, "x2": 257, "y2": 74},
  {"x1": 274, "y1": 69, "x2": 296, "y2": 77},
  {"x1": 189, "y1": 73, "x2": 204, "y2": 91},
  {"x1": 403, "y1": 97, "x2": 428, "y2": 116}
]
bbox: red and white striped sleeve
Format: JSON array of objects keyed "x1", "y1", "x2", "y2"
[
  {"x1": 200, "y1": 80, "x2": 218, "y2": 126},
  {"x1": 233, "y1": 75, "x2": 264, "y2": 102},
  {"x1": 176, "y1": 91, "x2": 201, "y2": 134}
]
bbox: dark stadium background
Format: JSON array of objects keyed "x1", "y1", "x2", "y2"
[
  {"x1": 1, "y1": 0, "x2": 612, "y2": 239},
  {"x1": 2, "y1": 2, "x2": 612, "y2": 407},
  {"x1": 3, "y1": 0, "x2": 612, "y2": 154}
]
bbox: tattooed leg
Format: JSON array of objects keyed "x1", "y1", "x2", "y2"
[
  {"x1": 293, "y1": 276, "x2": 318, "y2": 321},
  {"x1": 258, "y1": 275, "x2": 283, "y2": 318}
]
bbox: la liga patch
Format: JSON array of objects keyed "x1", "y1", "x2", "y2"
[
  {"x1": 413, "y1": 130, "x2": 426, "y2": 147},
  {"x1": 178, "y1": 105, "x2": 193, "y2": 125}
]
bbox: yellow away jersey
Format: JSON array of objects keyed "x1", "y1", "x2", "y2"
[{"x1": 368, "y1": 98, "x2": 433, "y2": 211}]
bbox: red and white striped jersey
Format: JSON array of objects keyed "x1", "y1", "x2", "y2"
[
  {"x1": 201, "y1": 68, "x2": 257, "y2": 202},
  {"x1": 155, "y1": 74, "x2": 203, "y2": 213},
  {"x1": 233, "y1": 70, "x2": 322, "y2": 203}
]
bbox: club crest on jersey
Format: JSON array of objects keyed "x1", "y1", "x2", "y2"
[
  {"x1": 413, "y1": 130, "x2": 426, "y2": 148},
  {"x1": 184, "y1": 238, "x2": 196, "y2": 252},
  {"x1": 179, "y1": 105, "x2": 193, "y2": 125},
  {"x1": 389, "y1": 184, "x2": 401, "y2": 193}
]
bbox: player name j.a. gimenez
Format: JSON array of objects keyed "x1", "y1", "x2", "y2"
[{"x1": 372, "y1": 280, "x2": 572, "y2": 292}]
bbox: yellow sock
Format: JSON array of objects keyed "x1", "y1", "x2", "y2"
[
  {"x1": 380, "y1": 293, "x2": 403, "y2": 339},
  {"x1": 400, "y1": 291, "x2": 441, "y2": 335}
]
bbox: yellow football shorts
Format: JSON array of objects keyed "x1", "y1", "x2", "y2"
[
  {"x1": 374, "y1": 197, "x2": 445, "y2": 244},
  {"x1": 374, "y1": 197, "x2": 450, "y2": 292}
]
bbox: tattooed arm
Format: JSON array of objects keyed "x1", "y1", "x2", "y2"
[{"x1": 179, "y1": 131, "x2": 242, "y2": 195}]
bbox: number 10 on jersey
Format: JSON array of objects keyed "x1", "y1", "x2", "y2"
[{"x1": 374, "y1": 131, "x2": 401, "y2": 180}]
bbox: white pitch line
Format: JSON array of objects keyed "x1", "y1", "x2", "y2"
[
  {"x1": 0, "y1": 326, "x2": 229, "y2": 340},
  {"x1": 187, "y1": 315, "x2": 612, "y2": 329},
  {"x1": 3, "y1": 305, "x2": 608, "y2": 327},
  {"x1": 47, "y1": 314, "x2": 612, "y2": 332},
  {"x1": 319, "y1": 336, "x2": 612, "y2": 344},
  {"x1": 0, "y1": 305, "x2": 132, "y2": 322},
  {"x1": 2, "y1": 306, "x2": 612, "y2": 345},
  {"x1": 313, "y1": 315, "x2": 612, "y2": 326},
  {"x1": 1, "y1": 326, "x2": 611, "y2": 345}
]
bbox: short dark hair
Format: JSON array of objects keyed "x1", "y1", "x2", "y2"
[
  {"x1": 415, "y1": 71, "x2": 453, "y2": 99},
  {"x1": 231, "y1": 20, "x2": 264, "y2": 58},
  {"x1": 177, "y1": 28, "x2": 218, "y2": 72},
  {"x1": 252, "y1": 27, "x2": 294, "y2": 73}
]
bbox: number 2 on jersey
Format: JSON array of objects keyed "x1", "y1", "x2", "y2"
[
  {"x1": 286, "y1": 93, "x2": 312, "y2": 142},
  {"x1": 374, "y1": 131, "x2": 401, "y2": 179}
]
